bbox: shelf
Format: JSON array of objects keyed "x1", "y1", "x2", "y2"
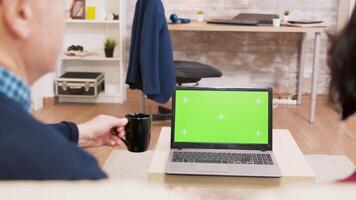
[
  {"x1": 66, "y1": 19, "x2": 120, "y2": 24},
  {"x1": 62, "y1": 56, "x2": 120, "y2": 62},
  {"x1": 55, "y1": 0, "x2": 127, "y2": 105}
]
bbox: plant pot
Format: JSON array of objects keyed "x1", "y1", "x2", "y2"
[
  {"x1": 197, "y1": 14, "x2": 204, "y2": 22},
  {"x1": 283, "y1": 15, "x2": 289, "y2": 22},
  {"x1": 105, "y1": 49, "x2": 114, "y2": 58},
  {"x1": 273, "y1": 19, "x2": 281, "y2": 27}
]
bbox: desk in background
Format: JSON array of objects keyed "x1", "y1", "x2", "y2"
[{"x1": 168, "y1": 22, "x2": 327, "y2": 123}]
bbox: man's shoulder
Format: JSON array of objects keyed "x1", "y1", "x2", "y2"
[
  {"x1": 0, "y1": 93, "x2": 53, "y2": 140},
  {"x1": 0, "y1": 95, "x2": 107, "y2": 180},
  {"x1": 0, "y1": 92, "x2": 29, "y2": 112},
  {"x1": 0, "y1": 94, "x2": 40, "y2": 128}
]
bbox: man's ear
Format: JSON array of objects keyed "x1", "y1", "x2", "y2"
[{"x1": 1, "y1": 0, "x2": 33, "y2": 39}]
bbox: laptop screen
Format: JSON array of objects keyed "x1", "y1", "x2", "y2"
[{"x1": 173, "y1": 88, "x2": 271, "y2": 146}]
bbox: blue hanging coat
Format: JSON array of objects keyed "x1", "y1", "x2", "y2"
[{"x1": 126, "y1": 0, "x2": 176, "y2": 104}]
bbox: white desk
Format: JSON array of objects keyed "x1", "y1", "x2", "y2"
[
  {"x1": 169, "y1": 22, "x2": 327, "y2": 123},
  {"x1": 148, "y1": 127, "x2": 315, "y2": 189}
]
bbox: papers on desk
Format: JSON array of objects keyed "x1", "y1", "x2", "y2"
[{"x1": 281, "y1": 21, "x2": 327, "y2": 28}]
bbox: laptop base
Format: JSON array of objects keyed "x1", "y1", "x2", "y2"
[
  {"x1": 207, "y1": 13, "x2": 276, "y2": 26},
  {"x1": 207, "y1": 19, "x2": 259, "y2": 26},
  {"x1": 166, "y1": 149, "x2": 281, "y2": 178}
]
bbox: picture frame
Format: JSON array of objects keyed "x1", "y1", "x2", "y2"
[{"x1": 70, "y1": 0, "x2": 86, "y2": 19}]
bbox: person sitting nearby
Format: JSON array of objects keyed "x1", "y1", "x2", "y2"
[
  {"x1": 0, "y1": 0, "x2": 127, "y2": 180},
  {"x1": 328, "y1": 3, "x2": 356, "y2": 183}
]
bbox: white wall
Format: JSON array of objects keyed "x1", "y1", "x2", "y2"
[{"x1": 31, "y1": 73, "x2": 56, "y2": 110}]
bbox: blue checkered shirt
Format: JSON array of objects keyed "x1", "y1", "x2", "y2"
[{"x1": 0, "y1": 67, "x2": 31, "y2": 112}]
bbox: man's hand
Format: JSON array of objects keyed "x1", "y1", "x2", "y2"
[{"x1": 77, "y1": 115, "x2": 128, "y2": 148}]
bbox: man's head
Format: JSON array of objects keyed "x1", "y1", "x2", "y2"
[{"x1": 0, "y1": 0, "x2": 69, "y2": 84}]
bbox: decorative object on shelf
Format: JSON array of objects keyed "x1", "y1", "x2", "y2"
[
  {"x1": 273, "y1": 15, "x2": 281, "y2": 27},
  {"x1": 197, "y1": 10, "x2": 204, "y2": 22},
  {"x1": 86, "y1": 6, "x2": 96, "y2": 20},
  {"x1": 104, "y1": 37, "x2": 118, "y2": 58},
  {"x1": 113, "y1": 13, "x2": 119, "y2": 20},
  {"x1": 70, "y1": 0, "x2": 86, "y2": 19},
  {"x1": 64, "y1": 51, "x2": 97, "y2": 57},
  {"x1": 56, "y1": 72, "x2": 105, "y2": 98},
  {"x1": 170, "y1": 14, "x2": 191, "y2": 24},
  {"x1": 67, "y1": 45, "x2": 84, "y2": 51},
  {"x1": 283, "y1": 10, "x2": 290, "y2": 22},
  {"x1": 65, "y1": 45, "x2": 99, "y2": 57}
]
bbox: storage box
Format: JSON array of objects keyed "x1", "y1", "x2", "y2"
[{"x1": 55, "y1": 72, "x2": 105, "y2": 97}]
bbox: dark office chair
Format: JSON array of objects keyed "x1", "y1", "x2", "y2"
[
  {"x1": 152, "y1": 60, "x2": 223, "y2": 121},
  {"x1": 175, "y1": 61, "x2": 223, "y2": 85}
]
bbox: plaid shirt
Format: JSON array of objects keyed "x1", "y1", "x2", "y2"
[{"x1": 0, "y1": 67, "x2": 31, "y2": 112}]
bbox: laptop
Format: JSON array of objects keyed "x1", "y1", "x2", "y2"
[
  {"x1": 165, "y1": 87, "x2": 281, "y2": 177},
  {"x1": 207, "y1": 19, "x2": 259, "y2": 26},
  {"x1": 207, "y1": 13, "x2": 275, "y2": 26}
]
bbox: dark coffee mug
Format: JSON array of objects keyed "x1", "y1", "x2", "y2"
[{"x1": 122, "y1": 113, "x2": 152, "y2": 153}]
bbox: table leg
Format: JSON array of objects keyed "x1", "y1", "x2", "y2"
[
  {"x1": 141, "y1": 92, "x2": 146, "y2": 113},
  {"x1": 310, "y1": 32, "x2": 321, "y2": 123},
  {"x1": 297, "y1": 33, "x2": 308, "y2": 105}
]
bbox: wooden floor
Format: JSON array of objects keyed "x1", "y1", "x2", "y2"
[{"x1": 34, "y1": 90, "x2": 356, "y2": 166}]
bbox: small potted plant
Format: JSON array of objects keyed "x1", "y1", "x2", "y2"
[
  {"x1": 104, "y1": 37, "x2": 118, "y2": 58},
  {"x1": 273, "y1": 15, "x2": 281, "y2": 27},
  {"x1": 283, "y1": 10, "x2": 290, "y2": 22},
  {"x1": 197, "y1": 10, "x2": 204, "y2": 22}
]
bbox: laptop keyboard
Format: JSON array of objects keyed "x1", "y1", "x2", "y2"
[{"x1": 172, "y1": 152, "x2": 274, "y2": 165}]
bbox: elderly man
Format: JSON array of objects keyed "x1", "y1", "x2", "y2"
[{"x1": 0, "y1": 0, "x2": 127, "y2": 179}]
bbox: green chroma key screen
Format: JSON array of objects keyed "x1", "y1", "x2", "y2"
[{"x1": 174, "y1": 89, "x2": 269, "y2": 144}]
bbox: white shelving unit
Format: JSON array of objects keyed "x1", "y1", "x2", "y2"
[
  {"x1": 62, "y1": 55, "x2": 121, "y2": 62},
  {"x1": 57, "y1": 0, "x2": 127, "y2": 104},
  {"x1": 66, "y1": 19, "x2": 120, "y2": 24}
]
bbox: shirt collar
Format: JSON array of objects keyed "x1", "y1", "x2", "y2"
[{"x1": 0, "y1": 66, "x2": 31, "y2": 112}]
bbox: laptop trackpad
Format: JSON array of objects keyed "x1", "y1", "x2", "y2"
[{"x1": 197, "y1": 164, "x2": 229, "y2": 172}]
